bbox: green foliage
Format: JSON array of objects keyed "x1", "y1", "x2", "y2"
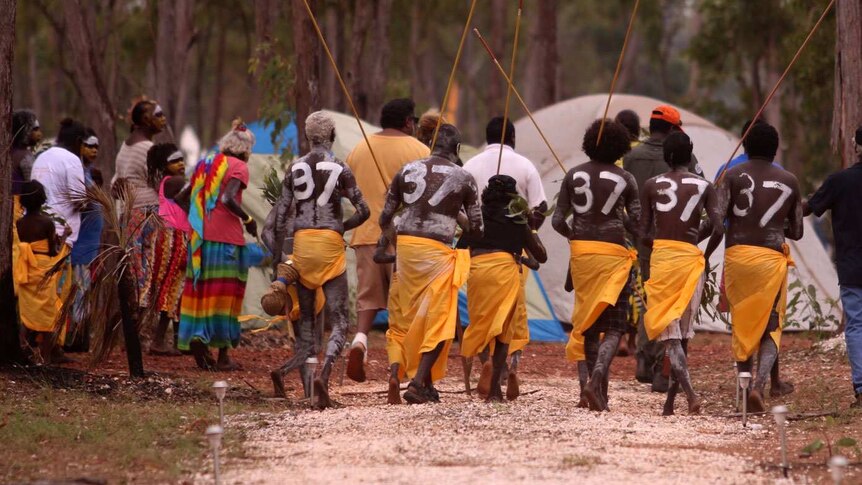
[
  {"x1": 261, "y1": 163, "x2": 284, "y2": 207},
  {"x1": 699, "y1": 267, "x2": 731, "y2": 329},
  {"x1": 784, "y1": 272, "x2": 841, "y2": 332},
  {"x1": 801, "y1": 438, "x2": 825, "y2": 456},
  {"x1": 689, "y1": 0, "x2": 838, "y2": 190},
  {"x1": 249, "y1": 40, "x2": 297, "y2": 161}
]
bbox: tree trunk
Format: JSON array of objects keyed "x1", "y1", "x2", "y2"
[
  {"x1": 291, "y1": 0, "x2": 321, "y2": 155},
  {"x1": 209, "y1": 14, "x2": 228, "y2": 146},
  {"x1": 322, "y1": 1, "x2": 340, "y2": 111},
  {"x1": 58, "y1": 1, "x2": 117, "y2": 177},
  {"x1": 523, "y1": 0, "x2": 558, "y2": 109},
  {"x1": 155, "y1": 0, "x2": 196, "y2": 139},
  {"x1": 0, "y1": 0, "x2": 26, "y2": 366},
  {"x1": 347, "y1": 0, "x2": 373, "y2": 120},
  {"x1": 832, "y1": 0, "x2": 862, "y2": 168},
  {"x1": 363, "y1": 0, "x2": 392, "y2": 122},
  {"x1": 487, "y1": 0, "x2": 507, "y2": 115}
]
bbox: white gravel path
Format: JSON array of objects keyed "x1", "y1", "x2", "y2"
[{"x1": 214, "y1": 377, "x2": 775, "y2": 484}]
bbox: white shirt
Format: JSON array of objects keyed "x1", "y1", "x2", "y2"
[
  {"x1": 31, "y1": 146, "x2": 86, "y2": 246},
  {"x1": 462, "y1": 143, "x2": 547, "y2": 208}
]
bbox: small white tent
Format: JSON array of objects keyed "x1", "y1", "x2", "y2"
[{"x1": 512, "y1": 94, "x2": 841, "y2": 332}]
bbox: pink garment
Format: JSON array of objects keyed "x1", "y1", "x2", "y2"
[
  {"x1": 159, "y1": 176, "x2": 191, "y2": 233},
  {"x1": 202, "y1": 156, "x2": 249, "y2": 246}
]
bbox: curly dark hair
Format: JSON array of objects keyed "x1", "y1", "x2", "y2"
[
  {"x1": 380, "y1": 98, "x2": 416, "y2": 130},
  {"x1": 20, "y1": 181, "x2": 47, "y2": 213},
  {"x1": 12, "y1": 110, "x2": 38, "y2": 148},
  {"x1": 742, "y1": 122, "x2": 779, "y2": 159},
  {"x1": 481, "y1": 174, "x2": 517, "y2": 207},
  {"x1": 582, "y1": 119, "x2": 632, "y2": 164},
  {"x1": 663, "y1": 132, "x2": 693, "y2": 167},
  {"x1": 146, "y1": 142, "x2": 180, "y2": 189}
]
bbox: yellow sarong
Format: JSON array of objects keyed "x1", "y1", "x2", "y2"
[
  {"x1": 292, "y1": 229, "x2": 346, "y2": 290},
  {"x1": 509, "y1": 256, "x2": 531, "y2": 354},
  {"x1": 725, "y1": 244, "x2": 794, "y2": 361},
  {"x1": 385, "y1": 272, "x2": 408, "y2": 378},
  {"x1": 644, "y1": 240, "x2": 705, "y2": 340},
  {"x1": 461, "y1": 253, "x2": 521, "y2": 357},
  {"x1": 14, "y1": 240, "x2": 71, "y2": 342},
  {"x1": 566, "y1": 240, "x2": 637, "y2": 362},
  {"x1": 398, "y1": 235, "x2": 470, "y2": 383}
]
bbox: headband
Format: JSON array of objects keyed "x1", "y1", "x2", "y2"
[
  {"x1": 83, "y1": 135, "x2": 99, "y2": 146},
  {"x1": 167, "y1": 150, "x2": 184, "y2": 162}
]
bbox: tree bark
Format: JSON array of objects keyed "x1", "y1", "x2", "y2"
[
  {"x1": 155, "y1": 0, "x2": 196, "y2": 139},
  {"x1": 832, "y1": 0, "x2": 862, "y2": 168},
  {"x1": 322, "y1": 0, "x2": 341, "y2": 111},
  {"x1": 0, "y1": 0, "x2": 26, "y2": 366},
  {"x1": 347, "y1": 0, "x2": 373, "y2": 120},
  {"x1": 523, "y1": 0, "x2": 558, "y2": 110},
  {"x1": 208, "y1": 13, "x2": 228, "y2": 146},
  {"x1": 363, "y1": 0, "x2": 392, "y2": 121},
  {"x1": 291, "y1": 0, "x2": 321, "y2": 155},
  {"x1": 55, "y1": 1, "x2": 117, "y2": 177},
  {"x1": 487, "y1": 0, "x2": 507, "y2": 115}
]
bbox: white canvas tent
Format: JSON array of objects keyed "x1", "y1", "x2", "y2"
[
  {"x1": 237, "y1": 110, "x2": 567, "y2": 341},
  {"x1": 512, "y1": 93, "x2": 841, "y2": 332}
]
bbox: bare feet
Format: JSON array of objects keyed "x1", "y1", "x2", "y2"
[
  {"x1": 271, "y1": 370, "x2": 287, "y2": 398},
  {"x1": 403, "y1": 383, "x2": 430, "y2": 405},
  {"x1": 486, "y1": 384, "x2": 504, "y2": 403},
  {"x1": 346, "y1": 343, "x2": 366, "y2": 383},
  {"x1": 190, "y1": 341, "x2": 216, "y2": 370},
  {"x1": 770, "y1": 380, "x2": 795, "y2": 398},
  {"x1": 312, "y1": 378, "x2": 333, "y2": 409},
  {"x1": 687, "y1": 395, "x2": 702, "y2": 415},
  {"x1": 583, "y1": 375, "x2": 607, "y2": 412},
  {"x1": 662, "y1": 400, "x2": 675, "y2": 416},
  {"x1": 577, "y1": 395, "x2": 589, "y2": 409},
  {"x1": 747, "y1": 389, "x2": 766, "y2": 413},
  {"x1": 506, "y1": 371, "x2": 520, "y2": 401},
  {"x1": 387, "y1": 376, "x2": 402, "y2": 405},
  {"x1": 476, "y1": 361, "x2": 493, "y2": 398}
]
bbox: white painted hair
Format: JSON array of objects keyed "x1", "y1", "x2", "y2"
[
  {"x1": 218, "y1": 118, "x2": 256, "y2": 156},
  {"x1": 305, "y1": 111, "x2": 335, "y2": 147}
]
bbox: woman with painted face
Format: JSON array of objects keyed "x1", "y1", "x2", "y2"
[
  {"x1": 142, "y1": 143, "x2": 190, "y2": 356},
  {"x1": 67, "y1": 129, "x2": 105, "y2": 353},
  {"x1": 113, "y1": 100, "x2": 168, "y2": 319},
  {"x1": 178, "y1": 121, "x2": 257, "y2": 371},
  {"x1": 10, "y1": 109, "x2": 43, "y2": 195}
]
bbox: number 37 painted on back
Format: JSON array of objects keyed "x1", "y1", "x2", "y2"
[
  {"x1": 571, "y1": 171, "x2": 627, "y2": 215},
  {"x1": 732, "y1": 173, "x2": 792, "y2": 228}
]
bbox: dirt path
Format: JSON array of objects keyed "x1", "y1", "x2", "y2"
[{"x1": 218, "y1": 376, "x2": 770, "y2": 484}]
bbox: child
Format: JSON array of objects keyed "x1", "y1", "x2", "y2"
[
  {"x1": 14, "y1": 181, "x2": 72, "y2": 364},
  {"x1": 144, "y1": 143, "x2": 190, "y2": 356}
]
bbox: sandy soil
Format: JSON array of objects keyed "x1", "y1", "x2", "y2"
[{"x1": 216, "y1": 376, "x2": 772, "y2": 485}]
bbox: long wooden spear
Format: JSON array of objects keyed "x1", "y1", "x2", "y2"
[
  {"x1": 429, "y1": 0, "x2": 479, "y2": 152},
  {"x1": 496, "y1": 0, "x2": 524, "y2": 175},
  {"x1": 716, "y1": 0, "x2": 836, "y2": 185},
  {"x1": 301, "y1": 0, "x2": 387, "y2": 186},
  {"x1": 474, "y1": 28, "x2": 567, "y2": 175},
  {"x1": 596, "y1": 0, "x2": 641, "y2": 146}
]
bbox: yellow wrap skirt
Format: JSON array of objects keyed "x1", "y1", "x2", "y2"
[
  {"x1": 14, "y1": 239, "x2": 71, "y2": 342},
  {"x1": 398, "y1": 235, "x2": 470, "y2": 383},
  {"x1": 644, "y1": 240, "x2": 705, "y2": 340},
  {"x1": 566, "y1": 240, "x2": 637, "y2": 362},
  {"x1": 461, "y1": 252, "x2": 521, "y2": 357},
  {"x1": 292, "y1": 229, "x2": 346, "y2": 289},
  {"x1": 725, "y1": 244, "x2": 794, "y2": 361}
]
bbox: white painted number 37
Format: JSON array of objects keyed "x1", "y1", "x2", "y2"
[
  {"x1": 732, "y1": 173, "x2": 792, "y2": 228},
  {"x1": 571, "y1": 171, "x2": 627, "y2": 215},
  {"x1": 291, "y1": 161, "x2": 343, "y2": 206}
]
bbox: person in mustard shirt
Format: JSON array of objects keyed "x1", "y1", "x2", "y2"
[{"x1": 344, "y1": 98, "x2": 430, "y2": 383}]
